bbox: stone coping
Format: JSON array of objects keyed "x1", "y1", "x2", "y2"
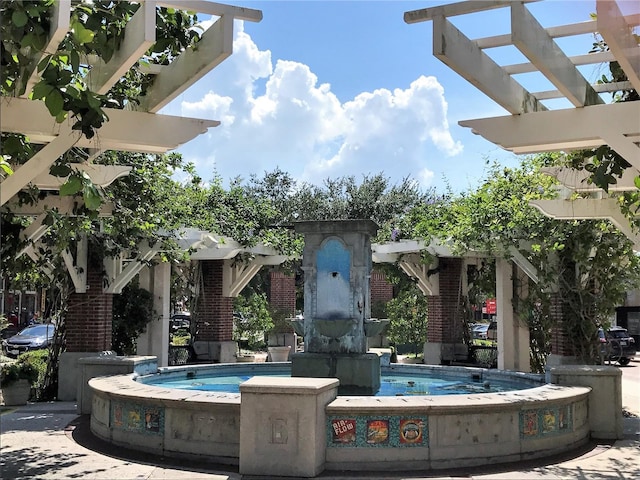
[
  {"x1": 240, "y1": 376, "x2": 340, "y2": 394},
  {"x1": 327, "y1": 384, "x2": 591, "y2": 415},
  {"x1": 548, "y1": 365, "x2": 623, "y2": 377},
  {"x1": 78, "y1": 355, "x2": 157, "y2": 366}
]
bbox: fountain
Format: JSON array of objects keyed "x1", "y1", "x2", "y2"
[{"x1": 290, "y1": 220, "x2": 388, "y2": 395}]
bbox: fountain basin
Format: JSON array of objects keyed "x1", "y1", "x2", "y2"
[
  {"x1": 88, "y1": 363, "x2": 590, "y2": 474},
  {"x1": 313, "y1": 318, "x2": 354, "y2": 338},
  {"x1": 363, "y1": 318, "x2": 389, "y2": 337}
]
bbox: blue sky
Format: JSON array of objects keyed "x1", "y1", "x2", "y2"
[{"x1": 160, "y1": 1, "x2": 630, "y2": 194}]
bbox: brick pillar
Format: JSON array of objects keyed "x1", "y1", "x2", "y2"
[
  {"x1": 66, "y1": 266, "x2": 113, "y2": 352},
  {"x1": 370, "y1": 270, "x2": 393, "y2": 305},
  {"x1": 269, "y1": 270, "x2": 296, "y2": 316},
  {"x1": 196, "y1": 260, "x2": 233, "y2": 342},
  {"x1": 424, "y1": 257, "x2": 464, "y2": 364},
  {"x1": 427, "y1": 257, "x2": 463, "y2": 344}
]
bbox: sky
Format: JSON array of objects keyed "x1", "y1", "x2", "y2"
[{"x1": 159, "y1": 0, "x2": 635, "y2": 194}]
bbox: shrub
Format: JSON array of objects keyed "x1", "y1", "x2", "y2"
[{"x1": 1, "y1": 359, "x2": 38, "y2": 388}]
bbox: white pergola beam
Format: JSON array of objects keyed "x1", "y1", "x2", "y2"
[
  {"x1": 88, "y1": 1, "x2": 156, "y2": 94},
  {"x1": 1, "y1": 97, "x2": 219, "y2": 154},
  {"x1": 511, "y1": 2, "x2": 603, "y2": 107},
  {"x1": 62, "y1": 235, "x2": 88, "y2": 293},
  {"x1": 140, "y1": 14, "x2": 234, "y2": 113},
  {"x1": 530, "y1": 198, "x2": 640, "y2": 248},
  {"x1": 404, "y1": 0, "x2": 539, "y2": 24},
  {"x1": 508, "y1": 246, "x2": 538, "y2": 284},
  {"x1": 17, "y1": 214, "x2": 50, "y2": 258},
  {"x1": 19, "y1": 0, "x2": 71, "y2": 97},
  {"x1": 597, "y1": 0, "x2": 640, "y2": 93},
  {"x1": 222, "y1": 259, "x2": 262, "y2": 297},
  {"x1": 459, "y1": 102, "x2": 640, "y2": 168},
  {"x1": 431, "y1": 15, "x2": 545, "y2": 114},
  {"x1": 156, "y1": 0, "x2": 262, "y2": 22},
  {"x1": 540, "y1": 166, "x2": 640, "y2": 192},
  {"x1": 533, "y1": 80, "x2": 633, "y2": 101},
  {"x1": 398, "y1": 254, "x2": 439, "y2": 296},
  {"x1": 104, "y1": 244, "x2": 160, "y2": 294},
  {"x1": 6, "y1": 196, "x2": 114, "y2": 217},
  {"x1": 0, "y1": 129, "x2": 82, "y2": 206},
  {"x1": 32, "y1": 164, "x2": 132, "y2": 190}
]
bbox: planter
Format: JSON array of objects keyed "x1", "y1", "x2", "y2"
[
  {"x1": 236, "y1": 355, "x2": 256, "y2": 363},
  {"x1": 1, "y1": 379, "x2": 31, "y2": 406},
  {"x1": 268, "y1": 346, "x2": 291, "y2": 362}
]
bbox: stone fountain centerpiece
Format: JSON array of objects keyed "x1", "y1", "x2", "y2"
[{"x1": 291, "y1": 220, "x2": 388, "y2": 395}]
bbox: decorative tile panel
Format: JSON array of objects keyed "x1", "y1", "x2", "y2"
[
  {"x1": 520, "y1": 404, "x2": 572, "y2": 439},
  {"x1": 328, "y1": 415, "x2": 427, "y2": 448},
  {"x1": 110, "y1": 401, "x2": 165, "y2": 436}
]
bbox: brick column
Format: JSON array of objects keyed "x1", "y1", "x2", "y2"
[
  {"x1": 424, "y1": 257, "x2": 464, "y2": 364},
  {"x1": 269, "y1": 270, "x2": 296, "y2": 316},
  {"x1": 196, "y1": 260, "x2": 233, "y2": 342},
  {"x1": 370, "y1": 270, "x2": 393, "y2": 305},
  {"x1": 59, "y1": 252, "x2": 114, "y2": 401},
  {"x1": 66, "y1": 267, "x2": 113, "y2": 352}
]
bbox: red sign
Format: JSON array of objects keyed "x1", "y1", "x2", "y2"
[
  {"x1": 485, "y1": 298, "x2": 497, "y2": 315},
  {"x1": 331, "y1": 419, "x2": 356, "y2": 444}
]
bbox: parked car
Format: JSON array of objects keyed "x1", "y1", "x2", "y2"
[
  {"x1": 472, "y1": 323, "x2": 489, "y2": 340},
  {"x1": 170, "y1": 313, "x2": 191, "y2": 333},
  {"x1": 2, "y1": 324, "x2": 55, "y2": 357},
  {"x1": 598, "y1": 326, "x2": 636, "y2": 366}
]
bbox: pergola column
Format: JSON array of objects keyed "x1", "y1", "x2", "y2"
[
  {"x1": 137, "y1": 262, "x2": 170, "y2": 366},
  {"x1": 58, "y1": 252, "x2": 113, "y2": 400},
  {"x1": 424, "y1": 257, "x2": 466, "y2": 364},
  {"x1": 496, "y1": 259, "x2": 530, "y2": 372},
  {"x1": 193, "y1": 260, "x2": 236, "y2": 362}
]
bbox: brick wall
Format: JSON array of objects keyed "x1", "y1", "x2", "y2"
[
  {"x1": 426, "y1": 257, "x2": 464, "y2": 344},
  {"x1": 196, "y1": 260, "x2": 233, "y2": 342},
  {"x1": 66, "y1": 266, "x2": 113, "y2": 352},
  {"x1": 370, "y1": 270, "x2": 393, "y2": 305},
  {"x1": 269, "y1": 271, "x2": 296, "y2": 316}
]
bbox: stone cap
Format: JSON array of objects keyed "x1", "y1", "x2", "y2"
[
  {"x1": 240, "y1": 376, "x2": 340, "y2": 395},
  {"x1": 78, "y1": 355, "x2": 157, "y2": 366},
  {"x1": 294, "y1": 219, "x2": 378, "y2": 236}
]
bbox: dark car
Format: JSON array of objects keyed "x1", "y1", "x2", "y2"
[
  {"x1": 170, "y1": 313, "x2": 191, "y2": 333},
  {"x1": 599, "y1": 326, "x2": 636, "y2": 366},
  {"x1": 2, "y1": 324, "x2": 55, "y2": 357}
]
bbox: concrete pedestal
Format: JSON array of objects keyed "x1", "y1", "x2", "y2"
[
  {"x1": 291, "y1": 352, "x2": 380, "y2": 395},
  {"x1": 548, "y1": 365, "x2": 623, "y2": 439},
  {"x1": 77, "y1": 354, "x2": 157, "y2": 414},
  {"x1": 239, "y1": 377, "x2": 339, "y2": 477}
]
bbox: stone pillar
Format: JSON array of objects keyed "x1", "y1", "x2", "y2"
[
  {"x1": 239, "y1": 377, "x2": 339, "y2": 477},
  {"x1": 496, "y1": 259, "x2": 530, "y2": 372},
  {"x1": 59, "y1": 259, "x2": 113, "y2": 401},
  {"x1": 548, "y1": 365, "x2": 623, "y2": 439},
  {"x1": 424, "y1": 257, "x2": 464, "y2": 364},
  {"x1": 136, "y1": 262, "x2": 170, "y2": 367},
  {"x1": 193, "y1": 260, "x2": 236, "y2": 362}
]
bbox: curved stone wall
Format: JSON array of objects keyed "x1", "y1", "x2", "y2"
[{"x1": 87, "y1": 364, "x2": 591, "y2": 474}]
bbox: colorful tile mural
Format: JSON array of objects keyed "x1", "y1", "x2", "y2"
[
  {"x1": 520, "y1": 405, "x2": 571, "y2": 439},
  {"x1": 111, "y1": 401, "x2": 165, "y2": 435},
  {"x1": 328, "y1": 415, "x2": 427, "y2": 448}
]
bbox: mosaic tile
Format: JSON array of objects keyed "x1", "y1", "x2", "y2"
[
  {"x1": 520, "y1": 404, "x2": 572, "y2": 439},
  {"x1": 328, "y1": 415, "x2": 427, "y2": 448},
  {"x1": 110, "y1": 401, "x2": 165, "y2": 436}
]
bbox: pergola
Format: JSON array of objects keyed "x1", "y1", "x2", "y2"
[
  {"x1": 1, "y1": 0, "x2": 263, "y2": 295},
  {"x1": 405, "y1": 0, "x2": 640, "y2": 247}
]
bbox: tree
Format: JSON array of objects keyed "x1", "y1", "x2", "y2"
[
  {"x1": 385, "y1": 284, "x2": 428, "y2": 357},
  {"x1": 410, "y1": 156, "x2": 640, "y2": 368}
]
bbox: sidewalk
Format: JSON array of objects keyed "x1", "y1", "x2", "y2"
[{"x1": 1, "y1": 365, "x2": 638, "y2": 480}]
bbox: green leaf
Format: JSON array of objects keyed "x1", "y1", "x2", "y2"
[
  {"x1": 59, "y1": 176, "x2": 83, "y2": 196},
  {"x1": 32, "y1": 81, "x2": 54, "y2": 100},
  {"x1": 72, "y1": 21, "x2": 96, "y2": 45},
  {"x1": 44, "y1": 89, "x2": 64, "y2": 116},
  {"x1": 83, "y1": 184, "x2": 102, "y2": 210},
  {"x1": 12, "y1": 10, "x2": 29, "y2": 28},
  {"x1": 50, "y1": 164, "x2": 72, "y2": 177}
]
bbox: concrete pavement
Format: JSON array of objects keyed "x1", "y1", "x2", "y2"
[{"x1": 1, "y1": 362, "x2": 639, "y2": 480}]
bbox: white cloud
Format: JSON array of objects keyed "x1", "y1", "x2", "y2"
[{"x1": 175, "y1": 22, "x2": 462, "y2": 189}]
